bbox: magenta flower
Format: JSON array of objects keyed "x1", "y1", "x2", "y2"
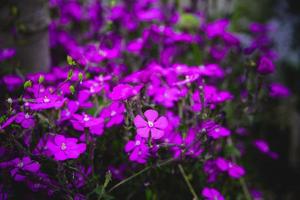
[
  {"x1": 0, "y1": 157, "x2": 40, "y2": 182},
  {"x1": 257, "y1": 56, "x2": 275, "y2": 75},
  {"x1": 125, "y1": 135, "x2": 149, "y2": 164},
  {"x1": 201, "y1": 120, "x2": 231, "y2": 139},
  {"x1": 269, "y1": 83, "x2": 290, "y2": 98},
  {"x1": 2, "y1": 75, "x2": 23, "y2": 91},
  {"x1": 100, "y1": 102, "x2": 125, "y2": 127},
  {"x1": 109, "y1": 84, "x2": 143, "y2": 101},
  {"x1": 71, "y1": 113, "x2": 104, "y2": 136},
  {"x1": 15, "y1": 112, "x2": 35, "y2": 129},
  {"x1": 27, "y1": 94, "x2": 66, "y2": 111},
  {"x1": 203, "y1": 160, "x2": 219, "y2": 183},
  {"x1": 0, "y1": 48, "x2": 15, "y2": 62},
  {"x1": 202, "y1": 187, "x2": 225, "y2": 200},
  {"x1": 0, "y1": 115, "x2": 17, "y2": 129},
  {"x1": 216, "y1": 157, "x2": 245, "y2": 179},
  {"x1": 46, "y1": 134, "x2": 86, "y2": 161},
  {"x1": 134, "y1": 109, "x2": 168, "y2": 139},
  {"x1": 205, "y1": 19, "x2": 229, "y2": 39},
  {"x1": 253, "y1": 139, "x2": 278, "y2": 159}
]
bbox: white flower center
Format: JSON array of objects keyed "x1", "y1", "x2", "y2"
[
  {"x1": 17, "y1": 161, "x2": 24, "y2": 168},
  {"x1": 98, "y1": 75, "x2": 104, "y2": 82},
  {"x1": 90, "y1": 87, "x2": 95, "y2": 93},
  {"x1": 83, "y1": 115, "x2": 90, "y2": 122},
  {"x1": 135, "y1": 140, "x2": 141, "y2": 146},
  {"x1": 215, "y1": 128, "x2": 220, "y2": 132},
  {"x1": 25, "y1": 113, "x2": 30, "y2": 119},
  {"x1": 148, "y1": 121, "x2": 154, "y2": 128},
  {"x1": 65, "y1": 110, "x2": 70, "y2": 116},
  {"x1": 99, "y1": 50, "x2": 107, "y2": 56},
  {"x1": 61, "y1": 142, "x2": 67, "y2": 151},
  {"x1": 110, "y1": 110, "x2": 116, "y2": 117},
  {"x1": 43, "y1": 96, "x2": 50, "y2": 103}
]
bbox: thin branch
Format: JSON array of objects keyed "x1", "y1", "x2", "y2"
[{"x1": 178, "y1": 164, "x2": 199, "y2": 200}]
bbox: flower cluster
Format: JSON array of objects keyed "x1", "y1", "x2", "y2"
[{"x1": 0, "y1": 0, "x2": 291, "y2": 199}]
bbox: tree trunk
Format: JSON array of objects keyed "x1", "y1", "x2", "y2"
[{"x1": 0, "y1": 0, "x2": 51, "y2": 74}]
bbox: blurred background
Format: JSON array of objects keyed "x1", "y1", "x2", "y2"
[{"x1": 0, "y1": 0, "x2": 299, "y2": 199}]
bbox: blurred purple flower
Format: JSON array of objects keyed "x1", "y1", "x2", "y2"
[{"x1": 202, "y1": 187, "x2": 225, "y2": 200}]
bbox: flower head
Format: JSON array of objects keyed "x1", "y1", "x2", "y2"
[
  {"x1": 216, "y1": 157, "x2": 245, "y2": 179},
  {"x1": 134, "y1": 109, "x2": 168, "y2": 139},
  {"x1": 202, "y1": 187, "x2": 225, "y2": 200},
  {"x1": 46, "y1": 134, "x2": 86, "y2": 161}
]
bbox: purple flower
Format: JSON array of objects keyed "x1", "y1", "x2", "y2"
[
  {"x1": 198, "y1": 64, "x2": 225, "y2": 78},
  {"x1": 153, "y1": 86, "x2": 182, "y2": 108},
  {"x1": 72, "y1": 166, "x2": 92, "y2": 188},
  {"x1": 216, "y1": 157, "x2": 245, "y2": 179},
  {"x1": 0, "y1": 48, "x2": 15, "y2": 62},
  {"x1": 0, "y1": 157, "x2": 40, "y2": 182},
  {"x1": 202, "y1": 187, "x2": 225, "y2": 200},
  {"x1": 134, "y1": 109, "x2": 168, "y2": 139},
  {"x1": 2, "y1": 75, "x2": 23, "y2": 91},
  {"x1": 205, "y1": 19, "x2": 229, "y2": 39},
  {"x1": 257, "y1": 56, "x2": 275, "y2": 75},
  {"x1": 201, "y1": 120, "x2": 231, "y2": 139},
  {"x1": 108, "y1": 164, "x2": 126, "y2": 180},
  {"x1": 125, "y1": 135, "x2": 149, "y2": 164},
  {"x1": 0, "y1": 115, "x2": 17, "y2": 129},
  {"x1": 46, "y1": 134, "x2": 86, "y2": 161},
  {"x1": 253, "y1": 139, "x2": 278, "y2": 159},
  {"x1": 203, "y1": 160, "x2": 219, "y2": 183},
  {"x1": 71, "y1": 113, "x2": 104, "y2": 136},
  {"x1": 27, "y1": 94, "x2": 66, "y2": 111},
  {"x1": 15, "y1": 112, "x2": 35, "y2": 129},
  {"x1": 109, "y1": 84, "x2": 143, "y2": 101},
  {"x1": 269, "y1": 83, "x2": 290, "y2": 98},
  {"x1": 100, "y1": 102, "x2": 125, "y2": 127}
]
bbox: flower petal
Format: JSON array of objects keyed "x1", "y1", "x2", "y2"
[
  {"x1": 134, "y1": 115, "x2": 147, "y2": 128},
  {"x1": 144, "y1": 109, "x2": 158, "y2": 122},
  {"x1": 154, "y1": 116, "x2": 168, "y2": 129},
  {"x1": 137, "y1": 127, "x2": 150, "y2": 138},
  {"x1": 150, "y1": 128, "x2": 164, "y2": 139}
]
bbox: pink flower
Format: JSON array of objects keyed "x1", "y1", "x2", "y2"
[
  {"x1": 109, "y1": 84, "x2": 143, "y2": 101},
  {"x1": 0, "y1": 157, "x2": 40, "y2": 182},
  {"x1": 134, "y1": 109, "x2": 168, "y2": 139},
  {"x1": 201, "y1": 120, "x2": 231, "y2": 139},
  {"x1": 125, "y1": 135, "x2": 149, "y2": 164},
  {"x1": 257, "y1": 56, "x2": 275, "y2": 75},
  {"x1": 100, "y1": 102, "x2": 125, "y2": 127},
  {"x1": 46, "y1": 134, "x2": 86, "y2": 161},
  {"x1": 71, "y1": 113, "x2": 104, "y2": 136},
  {"x1": 216, "y1": 157, "x2": 245, "y2": 179},
  {"x1": 269, "y1": 83, "x2": 290, "y2": 98},
  {"x1": 202, "y1": 187, "x2": 225, "y2": 200},
  {"x1": 15, "y1": 112, "x2": 35, "y2": 129}
]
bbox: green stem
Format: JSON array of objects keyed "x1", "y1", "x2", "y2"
[
  {"x1": 228, "y1": 137, "x2": 252, "y2": 200},
  {"x1": 108, "y1": 158, "x2": 175, "y2": 193},
  {"x1": 178, "y1": 164, "x2": 199, "y2": 200}
]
